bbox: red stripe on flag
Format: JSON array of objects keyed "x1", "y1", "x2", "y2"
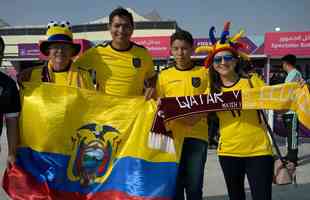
[{"x1": 3, "y1": 164, "x2": 171, "y2": 200}]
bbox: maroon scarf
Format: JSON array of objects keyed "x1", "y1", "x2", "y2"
[{"x1": 151, "y1": 90, "x2": 242, "y2": 135}]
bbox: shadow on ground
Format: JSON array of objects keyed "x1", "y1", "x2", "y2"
[{"x1": 204, "y1": 182, "x2": 310, "y2": 200}]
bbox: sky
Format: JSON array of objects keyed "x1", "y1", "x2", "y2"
[{"x1": 1, "y1": 0, "x2": 309, "y2": 37}]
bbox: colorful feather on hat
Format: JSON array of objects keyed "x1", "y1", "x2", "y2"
[{"x1": 195, "y1": 21, "x2": 250, "y2": 67}]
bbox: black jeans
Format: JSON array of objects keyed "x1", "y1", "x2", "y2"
[
  {"x1": 283, "y1": 114, "x2": 299, "y2": 163},
  {"x1": 174, "y1": 138, "x2": 208, "y2": 200},
  {"x1": 208, "y1": 113, "x2": 219, "y2": 146},
  {"x1": 219, "y1": 155, "x2": 273, "y2": 200}
]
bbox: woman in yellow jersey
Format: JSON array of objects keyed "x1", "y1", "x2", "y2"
[
  {"x1": 196, "y1": 22, "x2": 273, "y2": 200},
  {"x1": 20, "y1": 21, "x2": 93, "y2": 89}
]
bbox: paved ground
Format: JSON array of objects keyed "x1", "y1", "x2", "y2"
[
  {"x1": 0, "y1": 128, "x2": 309, "y2": 199},
  {"x1": 203, "y1": 137, "x2": 310, "y2": 200}
]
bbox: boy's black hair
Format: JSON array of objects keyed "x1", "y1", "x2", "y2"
[
  {"x1": 170, "y1": 30, "x2": 194, "y2": 47},
  {"x1": 281, "y1": 54, "x2": 296, "y2": 66},
  {"x1": 109, "y1": 7, "x2": 134, "y2": 26}
]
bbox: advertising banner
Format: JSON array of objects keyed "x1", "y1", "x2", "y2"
[
  {"x1": 264, "y1": 32, "x2": 310, "y2": 57},
  {"x1": 131, "y1": 36, "x2": 170, "y2": 58}
]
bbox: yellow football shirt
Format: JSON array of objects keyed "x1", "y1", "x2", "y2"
[
  {"x1": 156, "y1": 66, "x2": 209, "y2": 141},
  {"x1": 205, "y1": 76, "x2": 273, "y2": 157},
  {"x1": 73, "y1": 42, "x2": 155, "y2": 96},
  {"x1": 30, "y1": 66, "x2": 94, "y2": 89}
]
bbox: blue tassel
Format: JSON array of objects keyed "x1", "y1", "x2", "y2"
[
  {"x1": 220, "y1": 31, "x2": 229, "y2": 44},
  {"x1": 209, "y1": 27, "x2": 217, "y2": 45}
]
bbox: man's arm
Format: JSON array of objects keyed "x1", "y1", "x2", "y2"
[
  {"x1": 144, "y1": 73, "x2": 158, "y2": 100},
  {"x1": 142, "y1": 50, "x2": 158, "y2": 100},
  {"x1": 5, "y1": 114, "x2": 19, "y2": 165},
  {"x1": 3, "y1": 76, "x2": 21, "y2": 165},
  {"x1": 73, "y1": 47, "x2": 96, "y2": 71}
]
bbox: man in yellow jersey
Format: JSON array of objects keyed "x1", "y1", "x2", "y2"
[
  {"x1": 74, "y1": 7, "x2": 155, "y2": 97},
  {"x1": 156, "y1": 30, "x2": 208, "y2": 200},
  {"x1": 19, "y1": 21, "x2": 94, "y2": 89}
]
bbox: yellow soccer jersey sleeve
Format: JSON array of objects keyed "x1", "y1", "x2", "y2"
[
  {"x1": 215, "y1": 77, "x2": 272, "y2": 157},
  {"x1": 156, "y1": 66, "x2": 209, "y2": 141},
  {"x1": 30, "y1": 66, "x2": 45, "y2": 83},
  {"x1": 74, "y1": 42, "x2": 155, "y2": 96}
]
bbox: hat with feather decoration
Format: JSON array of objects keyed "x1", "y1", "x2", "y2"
[{"x1": 195, "y1": 21, "x2": 249, "y2": 68}]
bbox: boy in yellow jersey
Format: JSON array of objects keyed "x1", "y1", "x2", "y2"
[
  {"x1": 20, "y1": 21, "x2": 94, "y2": 89},
  {"x1": 156, "y1": 30, "x2": 208, "y2": 200},
  {"x1": 73, "y1": 7, "x2": 155, "y2": 97}
]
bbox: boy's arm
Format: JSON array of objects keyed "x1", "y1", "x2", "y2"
[{"x1": 143, "y1": 53, "x2": 157, "y2": 100}]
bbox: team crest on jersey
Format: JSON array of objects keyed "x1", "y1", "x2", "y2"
[
  {"x1": 132, "y1": 58, "x2": 141, "y2": 68},
  {"x1": 192, "y1": 77, "x2": 201, "y2": 88},
  {"x1": 67, "y1": 123, "x2": 121, "y2": 186}
]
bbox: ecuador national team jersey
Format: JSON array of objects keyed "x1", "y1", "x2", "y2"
[
  {"x1": 30, "y1": 65, "x2": 94, "y2": 89},
  {"x1": 205, "y1": 75, "x2": 273, "y2": 157},
  {"x1": 73, "y1": 42, "x2": 154, "y2": 96},
  {"x1": 31, "y1": 68, "x2": 66, "y2": 86},
  {"x1": 156, "y1": 66, "x2": 209, "y2": 141}
]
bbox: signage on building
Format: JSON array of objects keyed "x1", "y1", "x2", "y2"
[
  {"x1": 131, "y1": 36, "x2": 170, "y2": 58},
  {"x1": 18, "y1": 43, "x2": 40, "y2": 58},
  {"x1": 18, "y1": 39, "x2": 93, "y2": 60},
  {"x1": 264, "y1": 32, "x2": 310, "y2": 57},
  {"x1": 193, "y1": 37, "x2": 257, "y2": 57}
]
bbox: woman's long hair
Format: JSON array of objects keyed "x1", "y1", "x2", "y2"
[
  {"x1": 208, "y1": 56, "x2": 254, "y2": 119},
  {"x1": 208, "y1": 56, "x2": 252, "y2": 94}
]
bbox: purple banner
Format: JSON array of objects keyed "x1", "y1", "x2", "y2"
[
  {"x1": 193, "y1": 38, "x2": 211, "y2": 56},
  {"x1": 238, "y1": 37, "x2": 258, "y2": 54},
  {"x1": 193, "y1": 37, "x2": 257, "y2": 56},
  {"x1": 18, "y1": 43, "x2": 40, "y2": 58}
]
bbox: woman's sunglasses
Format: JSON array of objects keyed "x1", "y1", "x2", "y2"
[{"x1": 213, "y1": 55, "x2": 235, "y2": 64}]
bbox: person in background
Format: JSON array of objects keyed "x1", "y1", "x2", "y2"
[
  {"x1": 156, "y1": 30, "x2": 209, "y2": 200},
  {"x1": 281, "y1": 54, "x2": 302, "y2": 165},
  {"x1": 0, "y1": 36, "x2": 21, "y2": 165}
]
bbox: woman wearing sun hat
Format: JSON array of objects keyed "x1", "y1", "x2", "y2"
[
  {"x1": 22, "y1": 21, "x2": 93, "y2": 89},
  {"x1": 196, "y1": 22, "x2": 273, "y2": 200}
]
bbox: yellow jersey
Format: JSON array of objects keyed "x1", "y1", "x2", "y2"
[
  {"x1": 30, "y1": 64, "x2": 94, "y2": 89},
  {"x1": 206, "y1": 75, "x2": 273, "y2": 157},
  {"x1": 73, "y1": 42, "x2": 154, "y2": 96},
  {"x1": 156, "y1": 66, "x2": 209, "y2": 141}
]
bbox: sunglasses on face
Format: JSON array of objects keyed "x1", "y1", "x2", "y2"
[{"x1": 213, "y1": 55, "x2": 235, "y2": 64}]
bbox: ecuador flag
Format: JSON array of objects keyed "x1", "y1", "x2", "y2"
[{"x1": 3, "y1": 83, "x2": 180, "y2": 200}]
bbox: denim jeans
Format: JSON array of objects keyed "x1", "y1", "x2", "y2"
[{"x1": 174, "y1": 137, "x2": 208, "y2": 200}]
